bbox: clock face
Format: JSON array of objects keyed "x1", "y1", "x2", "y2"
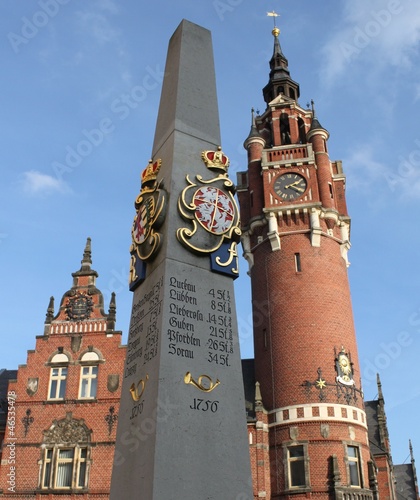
[
  {"x1": 65, "y1": 293, "x2": 93, "y2": 321},
  {"x1": 273, "y1": 173, "x2": 307, "y2": 201}
]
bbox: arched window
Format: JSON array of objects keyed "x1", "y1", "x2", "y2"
[
  {"x1": 39, "y1": 413, "x2": 92, "y2": 491},
  {"x1": 298, "y1": 117, "x2": 306, "y2": 144},
  {"x1": 79, "y1": 351, "x2": 100, "y2": 399},
  {"x1": 280, "y1": 113, "x2": 291, "y2": 145},
  {"x1": 48, "y1": 353, "x2": 70, "y2": 401}
]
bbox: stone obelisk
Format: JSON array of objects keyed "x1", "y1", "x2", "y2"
[{"x1": 110, "y1": 20, "x2": 252, "y2": 499}]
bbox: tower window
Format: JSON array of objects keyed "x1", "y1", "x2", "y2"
[
  {"x1": 286, "y1": 444, "x2": 308, "y2": 488},
  {"x1": 289, "y1": 88, "x2": 296, "y2": 100},
  {"x1": 280, "y1": 113, "x2": 291, "y2": 145},
  {"x1": 294, "y1": 253, "x2": 302, "y2": 273},
  {"x1": 329, "y1": 183, "x2": 334, "y2": 199},
  {"x1": 297, "y1": 117, "x2": 306, "y2": 144},
  {"x1": 347, "y1": 445, "x2": 362, "y2": 487}
]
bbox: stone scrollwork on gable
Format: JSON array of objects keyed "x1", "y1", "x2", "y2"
[{"x1": 43, "y1": 412, "x2": 91, "y2": 445}]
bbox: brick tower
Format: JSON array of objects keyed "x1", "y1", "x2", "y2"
[
  {"x1": 0, "y1": 239, "x2": 125, "y2": 498},
  {"x1": 237, "y1": 24, "x2": 375, "y2": 499}
]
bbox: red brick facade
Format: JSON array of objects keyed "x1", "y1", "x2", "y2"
[{"x1": 0, "y1": 239, "x2": 126, "y2": 498}]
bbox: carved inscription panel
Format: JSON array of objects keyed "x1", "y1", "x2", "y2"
[
  {"x1": 125, "y1": 261, "x2": 240, "y2": 422},
  {"x1": 167, "y1": 277, "x2": 234, "y2": 367}
]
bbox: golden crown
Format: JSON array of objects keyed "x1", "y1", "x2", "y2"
[
  {"x1": 201, "y1": 147, "x2": 229, "y2": 173},
  {"x1": 141, "y1": 159, "x2": 162, "y2": 185}
]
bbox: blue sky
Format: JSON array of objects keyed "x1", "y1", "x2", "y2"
[{"x1": 1, "y1": 0, "x2": 420, "y2": 464}]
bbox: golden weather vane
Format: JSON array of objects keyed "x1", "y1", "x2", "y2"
[
  {"x1": 267, "y1": 10, "x2": 279, "y2": 26},
  {"x1": 267, "y1": 10, "x2": 280, "y2": 36}
]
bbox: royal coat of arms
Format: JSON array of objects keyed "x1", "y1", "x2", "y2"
[
  {"x1": 129, "y1": 159, "x2": 168, "y2": 291},
  {"x1": 177, "y1": 147, "x2": 241, "y2": 278}
]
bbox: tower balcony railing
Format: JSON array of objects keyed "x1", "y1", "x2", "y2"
[
  {"x1": 262, "y1": 143, "x2": 314, "y2": 167},
  {"x1": 335, "y1": 487, "x2": 374, "y2": 500}
]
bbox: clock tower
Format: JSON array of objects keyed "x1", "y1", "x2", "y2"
[{"x1": 237, "y1": 25, "x2": 376, "y2": 499}]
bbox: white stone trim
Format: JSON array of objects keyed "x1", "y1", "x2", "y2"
[{"x1": 268, "y1": 403, "x2": 367, "y2": 430}]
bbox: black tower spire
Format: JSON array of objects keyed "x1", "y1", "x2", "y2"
[{"x1": 262, "y1": 23, "x2": 300, "y2": 105}]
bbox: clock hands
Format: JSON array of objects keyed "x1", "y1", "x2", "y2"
[{"x1": 285, "y1": 180, "x2": 305, "y2": 193}]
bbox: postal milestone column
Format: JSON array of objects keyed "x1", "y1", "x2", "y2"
[{"x1": 110, "y1": 20, "x2": 253, "y2": 500}]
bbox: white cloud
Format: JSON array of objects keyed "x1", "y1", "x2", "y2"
[
  {"x1": 75, "y1": 0, "x2": 121, "y2": 46},
  {"x1": 75, "y1": 10, "x2": 120, "y2": 45},
  {"x1": 321, "y1": 0, "x2": 420, "y2": 86},
  {"x1": 99, "y1": 0, "x2": 119, "y2": 15},
  {"x1": 73, "y1": 2, "x2": 133, "y2": 93},
  {"x1": 20, "y1": 170, "x2": 71, "y2": 196},
  {"x1": 345, "y1": 143, "x2": 420, "y2": 200},
  {"x1": 345, "y1": 145, "x2": 385, "y2": 189}
]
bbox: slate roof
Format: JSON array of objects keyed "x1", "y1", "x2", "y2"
[
  {"x1": 364, "y1": 399, "x2": 388, "y2": 456},
  {"x1": 394, "y1": 463, "x2": 418, "y2": 500}
]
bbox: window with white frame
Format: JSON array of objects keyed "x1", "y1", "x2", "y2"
[
  {"x1": 285, "y1": 444, "x2": 309, "y2": 489},
  {"x1": 48, "y1": 353, "x2": 69, "y2": 400},
  {"x1": 40, "y1": 414, "x2": 91, "y2": 491},
  {"x1": 79, "y1": 366, "x2": 98, "y2": 399},
  {"x1": 41, "y1": 446, "x2": 88, "y2": 490},
  {"x1": 347, "y1": 445, "x2": 362, "y2": 487},
  {"x1": 78, "y1": 352, "x2": 100, "y2": 399}
]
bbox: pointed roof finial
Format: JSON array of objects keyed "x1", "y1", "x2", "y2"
[
  {"x1": 255, "y1": 381, "x2": 263, "y2": 407},
  {"x1": 244, "y1": 107, "x2": 264, "y2": 147},
  {"x1": 267, "y1": 11, "x2": 283, "y2": 55},
  {"x1": 106, "y1": 292, "x2": 117, "y2": 331},
  {"x1": 45, "y1": 296, "x2": 55, "y2": 324},
  {"x1": 109, "y1": 292, "x2": 116, "y2": 316},
  {"x1": 248, "y1": 107, "x2": 258, "y2": 134},
  {"x1": 81, "y1": 237, "x2": 92, "y2": 270},
  {"x1": 72, "y1": 237, "x2": 98, "y2": 279},
  {"x1": 309, "y1": 99, "x2": 326, "y2": 132},
  {"x1": 377, "y1": 373, "x2": 384, "y2": 401},
  {"x1": 311, "y1": 99, "x2": 316, "y2": 117}
]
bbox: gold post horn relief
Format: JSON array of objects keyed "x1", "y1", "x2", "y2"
[
  {"x1": 184, "y1": 372, "x2": 220, "y2": 393},
  {"x1": 130, "y1": 375, "x2": 150, "y2": 401}
]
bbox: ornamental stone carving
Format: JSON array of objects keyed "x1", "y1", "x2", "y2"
[{"x1": 43, "y1": 412, "x2": 91, "y2": 445}]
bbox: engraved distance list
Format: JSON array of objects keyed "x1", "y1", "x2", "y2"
[
  {"x1": 126, "y1": 276, "x2": 163, "y2": 420},
  {"x1": 168, "y1": 276, "x2": 234, "y2": 414}
]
